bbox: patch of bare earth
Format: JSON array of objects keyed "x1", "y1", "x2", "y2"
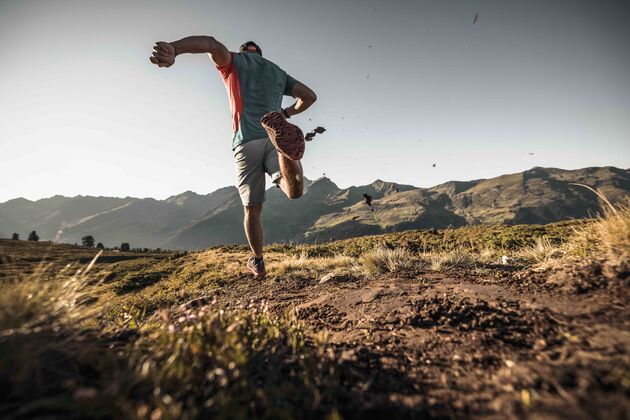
[{"x1": 193, "y1": 260, "x2": 630, "y2": 418}]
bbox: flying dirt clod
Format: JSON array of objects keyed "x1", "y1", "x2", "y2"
[{"x1": 305, "y1": 126, "x2": 326, "y2": 142}]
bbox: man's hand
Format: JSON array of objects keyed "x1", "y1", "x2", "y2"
[
  {"x1": 149, "y1": 42, "x2": 176, "y2": 68},
  {"x1": 149, "y1": 36, "x2": 230, "y2": 68}
]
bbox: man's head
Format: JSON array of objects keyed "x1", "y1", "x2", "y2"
[{"x1": 239, "y1": 41, "x2": 262, "y2": 56}]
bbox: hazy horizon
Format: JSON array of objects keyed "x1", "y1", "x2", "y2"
[
  {"x1": 2, "y1": 164, "x2": 628, "y2": 204},
  {"x1": 2, "y1": 0, "x2": 629, "y2": 203}
]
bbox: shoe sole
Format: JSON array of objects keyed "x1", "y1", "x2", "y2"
[
  {"x1": 247, "y1": 265, "x2": 266, "y2": 278},
  {"x1": 261, "y1": 111, "x2": 305, "y2": 161}
]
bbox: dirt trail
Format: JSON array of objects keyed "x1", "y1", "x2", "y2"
[
  {"x1": 2, "y1": 239, "x2": 627, "y2": 418},
  {"x1": 191, "y1": 263, "x2": 630, "y2": 418}
]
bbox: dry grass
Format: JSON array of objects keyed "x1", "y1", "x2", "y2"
[
  {"x1": 236, "y1": 245, "x2": 424, "y2": 279},
  {"x1": 596, "y1": 204, "x2": 630, "y2": 269},
  {"x1": 120, "y1": 304, "x2": 335, "y2": 419},
  {"x1": 519, "y1": 236, "x2": 565, "y2": 265},
  {"x1": 428, "y1": 249, "x2": 476, "y2": 272},
  {"x1": 1, "y1": 211, "x2": 627, "y2": 417},
  {"x1": 0, "y1": 251, "x2": 106, "y2": 332},
  {"x1": 267, "y1": 252, "x2": 355, "y2": 277},
  {"x1": 565, "y1": 198, "x2": 630, "y2": 273},
  {"x1": 0, "y1": 252, "x2": 125, "y2": 416},
  {"x1": 0, "y1": 251, "x2": 340, "y2": 418},
  {"x1": 358, "y1": 246, "x2": 420, "y2": 275},
  {"x1": 477, "y1": 246, "x2": 516, "y2": 265}
]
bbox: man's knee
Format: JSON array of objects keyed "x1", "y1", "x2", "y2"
[
  {"x1": 244, "y1": 204, "x2": 263, "y2": 216},
  {"x1": 287, "y1": 187, "x2": 303, "y2": 199},
  {"x1": 281, "y1": 177, "x2": 303, "y2": 199}
]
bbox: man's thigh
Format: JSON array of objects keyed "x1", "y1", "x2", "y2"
[
  {"x1": 263, "y1": 138, "x2": 281, "y2": 186},
  {"x1": 234, "y1": 138, "x2": 268, "y2": 206}
]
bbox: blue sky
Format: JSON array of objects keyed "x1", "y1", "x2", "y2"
[{"x1": 1, "y1": 0, "x2": 629, "y2": 202}]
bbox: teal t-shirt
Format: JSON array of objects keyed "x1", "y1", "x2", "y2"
[{"x1": 217, "y1": 52, "x2": 299, "y2": 149}]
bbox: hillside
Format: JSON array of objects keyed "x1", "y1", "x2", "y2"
[
  {"x1": 1, "y1": 209, "x2": 628, "y2": 418},
  {"x1": 1, "y1": 166, "x2": 629, "y2": 249}
]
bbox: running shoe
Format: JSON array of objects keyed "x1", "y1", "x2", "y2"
[
  {"x1": 247, "y1": 255, "x2": 266, "y2": 278},
  {"x1": 261, "y1": 111, "x2": 305, "y2": 161}
]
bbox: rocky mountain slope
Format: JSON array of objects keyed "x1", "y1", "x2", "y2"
[{"x1": 1, "y1": 166, "x2": 628, "y2": 249}]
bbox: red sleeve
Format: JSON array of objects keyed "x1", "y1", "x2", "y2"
[{"x1": 216, "y1": 52, "x2": 235, "y2": 79}]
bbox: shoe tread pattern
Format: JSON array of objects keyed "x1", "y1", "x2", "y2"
[{"x1": 261, "y1": 111, "x2": 305, "y2": 161}]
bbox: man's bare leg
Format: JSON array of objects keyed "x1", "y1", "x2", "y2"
[
  {"x1": 243, "y1": 204, "x2": 263, "y2": 257},
  {"x1": 278, "y1": 154, "x2": 304, "y2": 199}
]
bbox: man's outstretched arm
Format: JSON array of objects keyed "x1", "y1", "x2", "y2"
[
  {"x1": 283, "y1": 82, "x2": 317, "y2": 118},
  {"x1": 149, "y1": 36, "x2": 231, "y2": 68}
]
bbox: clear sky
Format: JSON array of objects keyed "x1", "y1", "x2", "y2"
[{"x1": 1, "y1": 0, "x2": 629, "y2": 203}]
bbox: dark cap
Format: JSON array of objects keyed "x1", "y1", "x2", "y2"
[{"x1": 239, "y1": 41, "x2": 262, "y2": 56}]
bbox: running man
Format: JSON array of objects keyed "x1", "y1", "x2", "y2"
[{"x1": 150, "y1": 37, "x2": 317, "y2": 277}]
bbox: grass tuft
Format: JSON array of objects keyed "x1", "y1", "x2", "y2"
[
  {"x1": 565, "y1": 198, "x2": 630, "y2": 274},
  {"x1": 267, "y1": 252, "x2": 355, "y2": 277},
  {"x1": 358, "y1": 246, "x2": 419, "y2": 275},
  {"x1": 122, "y1": 304, "x2": 336, "y2": 419},
  {"x1": 596, "y1": 204, "x2": 630, "y2": 270},
  {"x1": 428, "y1": 249, "x2": 476, "y2": 272},
  {"x1": 519, "y1": 236, "x2": 565, "y2": 265},
  {"x1": 0, "y1": 251, "x2": 106, "y2": 332}
]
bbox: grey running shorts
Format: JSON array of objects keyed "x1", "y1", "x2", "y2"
[{"x1": 233, "y1": 137, "x2": 282, "y2": 206}]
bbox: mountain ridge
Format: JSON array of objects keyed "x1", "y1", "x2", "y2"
[{"x1": 2, "y1": 166, "x2": 628, "y2": 249}]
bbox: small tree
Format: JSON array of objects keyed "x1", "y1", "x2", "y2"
[
  {"x1": 11, "y1": 233, "x2": 19, "y2": 240},
  {"x1": 96, "y1": 242, "x2": 104, "y2": 249},
  {"x1": 81, "y1": 235, "x2": 95, "y2": 248},
  {"x1": 120, "y1": 242, "x2": 130, "y2": 252},
  {"x1": 28, "y1": 231, "x2": 39, "y2": 241}
]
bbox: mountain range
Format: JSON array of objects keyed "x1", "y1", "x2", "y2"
[{"x1": 1, "y1": 166, "x2": 628, "y2": 250}]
